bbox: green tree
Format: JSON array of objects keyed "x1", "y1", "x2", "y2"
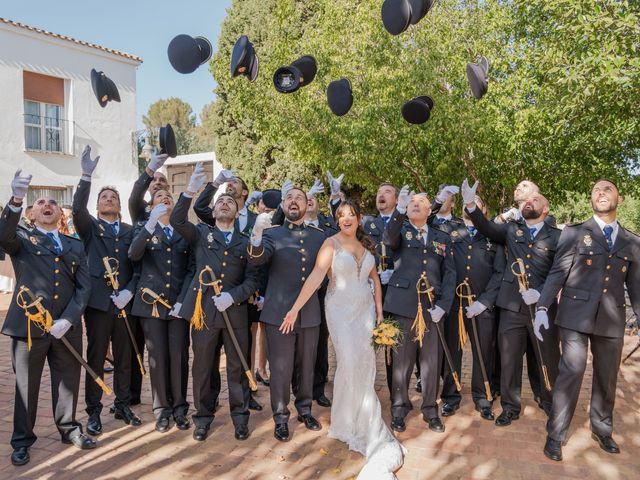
[{"x1": 142, "y1": 97, "x2": 203, "y2": 155}]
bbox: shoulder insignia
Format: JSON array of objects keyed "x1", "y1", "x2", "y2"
[
  {"x1": 583, "y1": 234, "x2": 592, "y2": 247},
  {"x1": 405, "y1": 231, "x2": 413, "y2": 241},
  {"x1": 516, "y1": 229, "x2": 524, "y2": 237},
  {"x1": 265, "y1": 224, "x2": 281, "y2": 230},
  {"x1": 151, "y1": 235, "x2": 159, "y2": 244},
  {"x1": 308, "y1": 224, "x2": 324, "y2": 232}
]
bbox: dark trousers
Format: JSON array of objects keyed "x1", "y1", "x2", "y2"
[
  {"x1": 192, "y1": 326, "x2": 250, "y2": 428},
  {"x1": 84, "y1": 307, "x2": 132, "y2": 414},
  {"x1": 526, "y1": 334, "x2": 542, "y2": 399},
  {"x1": 491, "y1": 309, "x2": 502, "y2": 395},
  {"x1": 498, "y1": 309, "x2": 560, "y2": 414},
  {"x1": 312, "y1": 291, "x2": 329, "y2": 399},
  {"x1": 547, "y1": 327, "x2": 624, "y2": 441},
  {"x1": 129, "y1": 314, "x2": 145, "y2": 403},
  {"x1": 391, "y1": 315, "x2": 443, "y2": 420},
  {"x1": 10, "y1": 331, "x2": 83, "y2": 448},
  {"x1": 265, "y1": 323, "x2": 319, "y2": 424},
  {"x1": 442, "y1": 307, "x2": 496, "y2": 408},
  {"x1": 141, "y1": 317, "x2": 189, "y2": 419}
]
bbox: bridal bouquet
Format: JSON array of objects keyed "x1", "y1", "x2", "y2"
[{"x1": 372, "y1": 317, "x2": 403, "y2": 364}]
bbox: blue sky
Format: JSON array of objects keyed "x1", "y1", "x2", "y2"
[{"x1": 3, "y1": 0, "x2": 233, "y2": 128}]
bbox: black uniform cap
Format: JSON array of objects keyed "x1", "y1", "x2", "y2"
[
  {"x1": 326, "y1": 78, "x2": 353, "y2": 116},
  {"x1": 91, "y1": 69, "x2": 121, "y2": 108},
  {"x1": 401, "y1": 95, "x2": 434, "y2": 124},
  {"x1": 159, "y1": 124, "x2": 177, "y2": 158},
  {"x1": 167, "y1": 34, "x2": 213, "y2": 74}
]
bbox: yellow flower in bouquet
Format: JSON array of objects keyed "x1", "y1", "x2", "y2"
[{"x1": 371, "y1": 317, "x2": 403, "y2": 352}]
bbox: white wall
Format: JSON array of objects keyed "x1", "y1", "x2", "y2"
[{"x1": 0, "y1": 23, "x2": 141, "y2": 222}]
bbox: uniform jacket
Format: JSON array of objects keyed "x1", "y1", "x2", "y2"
[
  {"x1": 193, "y1": 182, "x2": 257, "y2": 234},
  {"x1": 538, "y1": 217, "x2": 640, "y2": 337},
  {"x1": 128, "y1": 171, "x2": 154, "y2": 223},
  {"x1": 0, "y1": 205, "x2": 90, "y2": 337}
]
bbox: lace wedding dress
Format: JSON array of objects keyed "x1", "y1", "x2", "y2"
[{"x1": 325, "y1": 238, "x2": 405, "y2": 479}]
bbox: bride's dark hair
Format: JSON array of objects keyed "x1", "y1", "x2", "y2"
[{"x1": 335, "y1": 200, "x2": 378, "y2": 255}]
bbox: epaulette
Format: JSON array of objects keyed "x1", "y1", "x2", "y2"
[
  {"x1": 307, "y1": 224, "x2": 324, "y2": 232},
  {"x1": 563, "y1": 221, "x2": 585, "y2": 228},
  {"x1": 61, "y1": 233, "x2": 82, "y2": 241},
  {"x1": 265, "y1": 224, "x2": 280, "y2": 230}
]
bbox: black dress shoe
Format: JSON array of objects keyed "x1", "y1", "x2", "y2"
[
  {"x1": 495, "y1": 410, "x2": 519, "y2": 427},
  {"x1": 86, "y1": 413, "x2": 102, "y2": 436},
  {"x1": 391, "y1": 417, "x2": 406, "y2": 432},
  {"x1": 193, "y1": 426, "x2": 209, "y2": 442},
  {"x1": 249, "y1": 396, "x2": 263, "y2": 411},
  {"x1": 543, "y1": 436, "x2": 563, "y2": 461},
  {"x1": 235, "y1": 424, "x2": 250, "y2": 440},
  {"x1": 64, "y1": 434, "x2": 97, "y2": 450},
  {"x1": 155, "y1": 417, "x2": 171, "y2": 433},
  {"x1": 441, "y1": 403, "x2": 460, "y2": 417},
  {"x1": 592, "y1": 433, "x2": 620, "y2": 454},
  {"x1": 297, "y1": 414, "x2": 322, "y2": 431},
  {"x1": 274, "y1": 423, "x2": 290, "y2": 442},
  {"x1": 475, "y1": 405, "x2": 495, "y2": 421},
  {"x1": 11, "y1": 447, "x2": 29, "y2": 466},
  {"x1": 114, "y1": 405, "x2": 142, "y2": 426},
  {"x1": 255, "y1": 371, "x2": 270, "y2": 386},
  {"x1": 415, "y1": 379, "x2": 422, "y2": 393},
  {"x1": 315, "y1": 395, "x2": 332, "y2": 408},
  {"x1": 427, "y1": 417, "x2": 445, "y2": 433},
  {"x1": 175, "y1": 415, "x2": 191, "y2": 430}
]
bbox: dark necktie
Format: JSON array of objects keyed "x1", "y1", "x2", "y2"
[
  {"x1": 382, "y1": 216, "x2": 390, "y2": 227},
  {"x1": 436, "y1": 217, "x2": 447, "y2": 225},
  {"x1": 528, "y1": 227, "x2": 537, "y2": 239},
  {"x1": 110, "y1": 222, "x2": 118, "y2": 236},
  {"x1": 223, "y1": 232, "x2": 232, "y2": 245},
  {"x1": 163, "y1": 226, "x2": 172, "y2": 240},
  {"x1": 467, "y1": 226, "x2": 477, "y2": 238},
  {"x1": 603, "y1": 225, "x2": 614, "y2": 251},
  {"x1": 46, "y1": 232, "x2": 62, "y2": 254}
]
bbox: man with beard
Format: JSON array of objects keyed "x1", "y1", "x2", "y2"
[
  {"x1": 462, "y1": 179, "x2": 561, "y2": 426},
  {"x1": 1, "y1": 170, "x2": 94, "y2": 466},
  {"x1": 72, "y1": 146, "x2": 142, "y2": 436},
  {"x1": 536, "y1": 180, "x2": 640, "y2": 461},
  {"x1": 247, "y1": 187, "x2": 325, "y2": 442}
]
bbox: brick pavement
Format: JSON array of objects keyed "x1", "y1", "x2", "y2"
[{"x1": 0, "y1": 293, "x2": 638, "y2": 480}]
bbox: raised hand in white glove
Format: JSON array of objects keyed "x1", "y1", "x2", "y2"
[
  {"x1": 379, "y1": 269, "x2": 394, "y2": 285},
  {"x1": 111, "y1": 289, "x2": 133, "y2": 310},
  {"x1": 534, "y1": 309, "x2": 549, "y2": 341},
  {"x1": 213, "y1": 292, "x2": 234, "y2": 312},
  {"x1": 521, "y1": 288, "x2": 540, "y2": 305},
  {"x1": 497, "y1": 207, "x2": 521, "y2": 224},
  {"x1": 255, "y1": 296, "x2": 265, "y2": 311},
  {"x1": 11, "y1": 169, "x2": 33, "y2": 201},
  {"x1": 251, "y1": 212, "x2": 272, "y2": 246},
  {"x1": 436, "y1": 185, "x2": 460, "y2": 203},
  {"x1": 50, "y1": 319, "x2": 72, "y2": 339},
  {"x1": 81, "y1": 145, "x2": 100, "y2": 177},
  {"x1": 214, "y1": 168, "x2": 238, "y2": 186},
  {"x1": 148, "y1": 151, "x2": 169, "y2": 173},
  {"x1": 187, "y1": 162, "x2": 208, "y2": 193},
  {"x1": 465, "y1": 301, "x2": 488, "y2": 319},
  {"x1": 396, "y1": 185, "x2": 411, "y2": 213},
  {"x1": 169, "y1": 302, "x2": 183, "y2": 318},
  {"x1": 307, "y1": 179, "x2": 325, "y2": 198},
  {"x1": 146, "y1": 203, "x2": 168, "y2": 233},
  {"x1": 461, "y1": 178, "x2": 479, "y2": 208},
  {"x1": 326, "y1": 171, "x2": 344, "y2": 197},
  {"x1": 428, "y1": 305, "x2": 446, "y2": 323},
  {"x1": 281, "y1": 179, "x2": 294, "y2": 201},
  {"x1": 246, "y1": 191, "x2": 263, "y2": 206}
]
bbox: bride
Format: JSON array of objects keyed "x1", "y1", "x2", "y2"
[{"x1": 282, "y1": 200, "x2": 405, "y2": 479}]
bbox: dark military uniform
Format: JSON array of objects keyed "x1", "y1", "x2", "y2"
[
  {"x1": 0, "y1": 204, "x2": 90, "y2": 448},
  {"x1": 383, "y1": 210, "x2": 456, "y2": 421},
  {"x1": 439, "y1": 219, "x2": 504, "y2": 409},
  {"x1": 247, "y1": 220, "x2": 325, "y2": 424},
  {"x1": 72, "y1": 179, "x2": 139, "y2": 417},
  {"x1": 128, "y1": 221, "x2": 194, "y2": 421},
  {"x1": 170, "y1": 194, "x2": 259, "y2": 429},
  {"x1": 467, "y1": 207, "x2": 561, "y2": 415},
  {"x1": 537, "y1": 217, "x2": 640, "y2": 442}
]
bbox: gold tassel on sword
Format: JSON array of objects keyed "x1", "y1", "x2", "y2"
[{"x1": 140, "y1": 287, "x2": 172, "y2": 318}]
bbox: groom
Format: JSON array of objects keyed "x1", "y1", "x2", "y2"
[{"x1": 247, "y1": 187, "x2": 326, "y2": 441}]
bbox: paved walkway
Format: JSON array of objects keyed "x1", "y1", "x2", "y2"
[{"x1": 0, "y1": 293, "x2": 638, "y2": 479}]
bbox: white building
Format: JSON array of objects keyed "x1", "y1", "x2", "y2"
[{"x1": 0, "y1": 18, "x2": 142, "y2": 221}]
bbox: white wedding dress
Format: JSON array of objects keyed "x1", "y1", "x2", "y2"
[{"x1": 325, "y1": 238, "x2": 405, "y2": 480}]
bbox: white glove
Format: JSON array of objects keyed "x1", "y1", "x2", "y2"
[
  {"x1": 11, "y1": 169, "x2": 33, "y2": 201},
  {"x1": 251, "y1": 212, "x2": 272, "y2": 245},
  {"x1": 326, "y1": 171, "x2": 344, "y2": 196},
  {"x1": 213, "y1": 292, "x2": 234, "y2": 312},
  {"x1": 534, "y1": 309, "x2": 549, "y2": 341},
  {"x1": 281, "y1": 179, "x2": 294, "y2": 201},
  {"x1": 148, "y1": 151, "x2": 168, "y2": 173},
  {"x1": 246, "y1": 191, "x2": 263, "y2": 206},
  {"x1": 169, "y1": 302, "x2": 183, "y2": 318},
  {"x1": 521, "y1": 288, "x2": 540, "y2": 305},
  {"x1": 465, "y1": 301, "x2": 488, "y2": 319},
  {"x1": 500, "y1": 207, "x2": 521, "y2": 223},
  {"x1": 307, "y1": 178, "x2": 325, "y2": 198},
  {"x1": 111, "y1": 289, "x2": 133, "y2": 310},
  {"x1": 187, "y1": 162, "x2": 208, "y2": 193},
  {"x1": 379, "y1": 269, "x2": 394, "y2": 285},
  {"x1": 146, "y1": 204, "x2": 168, "y2": 232},
  {"x1": 215, "y1": 168, "x2": 238, "y2": 185},
  {"x1": 428, "y1": 305, "x2": 446, "y2": 323},
  {"x1": 50, "y1": 319, "x2": 72, "y2": 339},
  {"x1": 436, "y1": 185, "x2": 460, "y2": 203},
  {"x1": 255, "y1": 296, "x2": 265, "y2": 311},
  {"x1": 396, "y1": 185, "x2": 411, "y2": 213},
  {"x1": 81, "y1": 145, "x2": 100, "y2": 177},
  {"x1": 461, "y1": 178, "x2": 479, "y2": 207}
]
